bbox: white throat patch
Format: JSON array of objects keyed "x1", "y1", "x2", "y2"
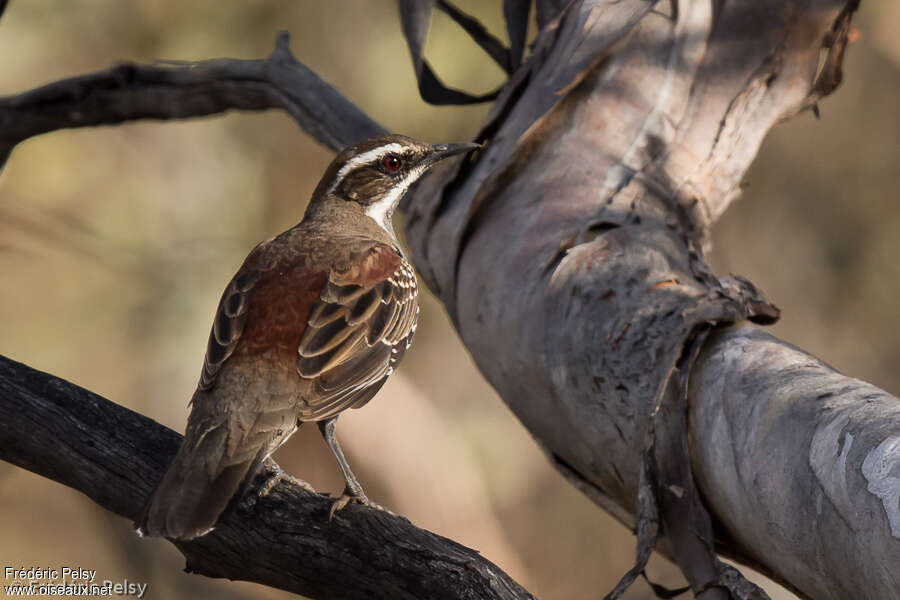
[{"x1": 364, "y1": 165, "x2": 426, "y2": 234}]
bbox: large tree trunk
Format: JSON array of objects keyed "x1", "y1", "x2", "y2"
[{"x1": 402, "y1": 1, "x2": 897, "y2": 598}]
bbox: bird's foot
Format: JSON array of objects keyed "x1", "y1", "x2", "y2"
[
  {"x1": 260, "y1": 466, "x2": 316, "y2": 497},
  {"x1": 328, "y1": 490, "x2": 394, "y2": 520}
]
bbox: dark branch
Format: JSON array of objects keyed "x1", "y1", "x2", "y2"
[
  {"x1": 435, "y1": 0, "x2": 512, "y2": 73},
  {"x1": 0, "y1": 354, "x2": 535, "y2": 600},
  {"x1": 398, "y1": 0, "x2": 501, "y2": 105},
  {"x1": 0, "y1": 32, "x2": 386, "y2": 167}
]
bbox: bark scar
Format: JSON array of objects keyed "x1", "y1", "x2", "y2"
[{"x1": 861, "y1": 435, "x2": 900, "y2": 539}]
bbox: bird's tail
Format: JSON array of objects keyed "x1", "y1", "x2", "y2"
[{"x1": 135, "y1": 422, "x2": 264, "y2": 540}]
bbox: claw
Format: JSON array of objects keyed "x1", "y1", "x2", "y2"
[
  {"x1": 316, "y1": 417, "x2": 395, "y2": 520},
  {"x1": 260, "y1": 465, "x2": 316, "y2": 497},
  {"x1": 328, "y1": 488, "x2": 394, "y2": 520},
  {"x1": 328, "y1": 494, "x2": 355, "y2": 520}
]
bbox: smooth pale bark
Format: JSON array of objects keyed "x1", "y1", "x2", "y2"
[
  {"x1": 691, "y1": 325, "x2": 900, "y2": 599},
  {"x1": 403, "y1": 0, "x2": 894, "y2": 597}
]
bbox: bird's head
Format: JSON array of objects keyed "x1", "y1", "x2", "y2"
[{"x1": 308, "y1": 134, "x2": 480, "y2": 236}]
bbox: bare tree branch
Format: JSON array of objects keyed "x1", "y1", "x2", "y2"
[
  {"x1": 0, "y1": 32, "x2": 386, "y2": 167},
  {"x1": 0, "y1": 354, "x2": 535, "y2": 600}
]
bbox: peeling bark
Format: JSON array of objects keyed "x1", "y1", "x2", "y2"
[{"x1": 403, "y1": 0, "x2": 893, "y2": 598}]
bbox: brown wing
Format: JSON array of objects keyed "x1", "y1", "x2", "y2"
[
  {"x1": 197, "y1": 243, "x2": 270, "y2": 391},
  {"x1": 197, "y1": 237, "x2": 328, "y2": 391},
  {"x1": 297, "y1": 243, "x2": 418, "y2": 421}
]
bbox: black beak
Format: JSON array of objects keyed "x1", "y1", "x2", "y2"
[{"x1": 429, "y1": 142, "x2": 481, "y2": 164}]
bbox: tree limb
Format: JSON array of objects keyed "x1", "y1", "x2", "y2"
[
  {"x1": 691, "y1": 325, "x2": 900, "y2": 599},
  {"x1": 0, "y1": 354, "x2": 535, "y2": 600},
  {"x1": 0, "y1": 32, "x2": 385, "y2": 167}
]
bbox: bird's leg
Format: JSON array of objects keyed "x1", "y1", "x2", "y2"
[
  {"x1": 317, "y1": 417, "x2": 374, "y2": 518},
  {"x1": 260, "y1": 459, "x2": 316, "y2": 497}
]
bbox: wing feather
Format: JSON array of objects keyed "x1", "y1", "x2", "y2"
[
  {"x1": 297, "y1": 243, "x2": 418, "y2": 420},
  {"x1": 298, "y1": 317, "x2": 363, "y2": 357},
  {"x1": 346, "y1": 287, "x2": 384, "y2": 325},
  {"x1": 196, "y1": 235, "x2": 327, "y2": 391},
  {"x1": 308, "y1": 301, "x2": 350, "y2": 327},
  {"x1": 199, "y1": 264, "x2": 264, "y2": 391}
]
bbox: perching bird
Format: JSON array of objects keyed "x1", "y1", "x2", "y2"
[{"x1": 136, "y1": 134, "x2": 479, "y2": 540}]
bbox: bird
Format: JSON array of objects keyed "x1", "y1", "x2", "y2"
[{"x1": 136, "y1": 134, "x2": 480, "y2": 540}]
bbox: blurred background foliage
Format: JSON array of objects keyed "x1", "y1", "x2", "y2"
[{"x1": 0, "y1": 2, "x2": 897, "y2": 599}]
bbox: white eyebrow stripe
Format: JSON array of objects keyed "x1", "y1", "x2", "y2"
[{"x1": 328, "y1": 143, "x2": 406, "y2": 195}]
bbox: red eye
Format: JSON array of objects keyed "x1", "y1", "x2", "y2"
[{"x1": 382, "y1": 155, "x2": 402, "y2": 172}]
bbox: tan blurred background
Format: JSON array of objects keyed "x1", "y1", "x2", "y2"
[{"x1": 0, "y1": 2, "x2": 897, "y2": 599}]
